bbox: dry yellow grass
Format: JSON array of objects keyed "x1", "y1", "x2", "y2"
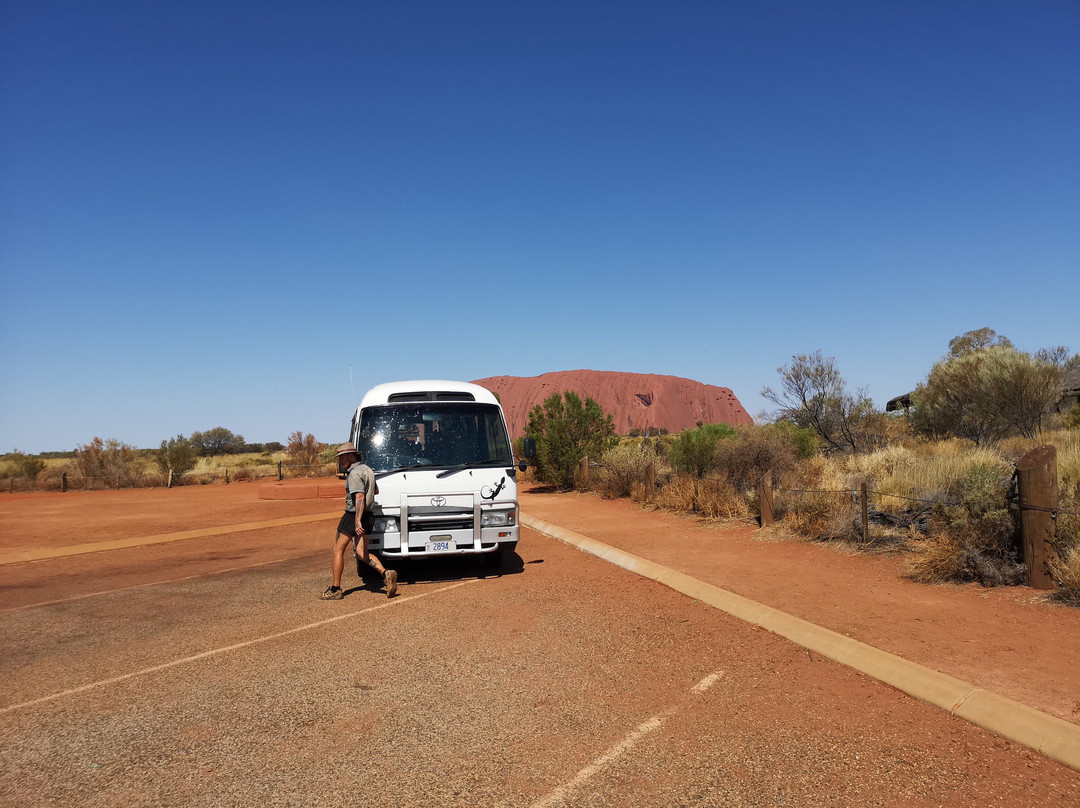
[
  {"x1": 1050, "y1": 547, "x2": 1080, "y2": 606},
  {"x1": 834, "y1": 439, "x2": 1011, "y2": 510}
]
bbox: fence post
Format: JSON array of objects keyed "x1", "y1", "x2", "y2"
[
  {"x1": 577, "y1": 456, "x2": 589, "y2": 489},
  {"x1": 1016, "y1": 446, "x2": 1059, "y2": 590},
  {"x1": 644, "y1": 460, "x2": 655, "y2": 500},
  {"x1": 860, "y1": 482, "x2": 869, "y2": 541},
  {"x1": 278, "y1": 461, "x2": 283, "y2": 481},
  {"x1": 225, "y1": 468, "x2": 230, "y2": 485},
  {"x1": 758, "y1": 472, "x2": 774, "y2": 527}
]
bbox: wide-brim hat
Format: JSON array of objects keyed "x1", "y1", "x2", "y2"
[{"x1": 336, "y1": 442, "x2": 358, "y2": 457}]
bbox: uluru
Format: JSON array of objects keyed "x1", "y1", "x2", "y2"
[{"x1": 471, "y1": 370, "x2": 752, "y2": 438}]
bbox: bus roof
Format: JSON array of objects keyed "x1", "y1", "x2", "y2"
[{"x1": 356, "y1": 380, "x2": 500, "y2": 410}]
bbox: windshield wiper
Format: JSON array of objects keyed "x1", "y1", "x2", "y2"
[
  {"x1": 376, "y1": 463, "x2": 433, "y2": 478},
  {"x1": 436, "y1": 461, "x2": 501, "y2": 479}
]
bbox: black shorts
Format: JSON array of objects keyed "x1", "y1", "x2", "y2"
[{"x1": 338, "y1": 510, "x2": 374, "y2": 536}]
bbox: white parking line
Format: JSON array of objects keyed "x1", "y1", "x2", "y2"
[
  {"x1": 0, "y1": 580, "x2": 479, "y2": 715},
  {"x1": 691, "y1": 671, "x2": 724, "y2": 693},
  {"x1": 530, "y1": 670, "x2": 724, "y2": 807}
]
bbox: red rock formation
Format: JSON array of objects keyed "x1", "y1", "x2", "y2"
[{"x1": 471, "y1": 370, "x2": 752, "y2": 438}]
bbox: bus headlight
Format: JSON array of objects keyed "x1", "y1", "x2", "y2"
[
  {"x1": 371, "y1": 516, "x2": 399, "y2": 533},
  {"x1": 480, "y1": 509, "x2": 515, "y2": 527}
]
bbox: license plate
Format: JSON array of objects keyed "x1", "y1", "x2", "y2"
[{"x1": 425, "y1": 537, "x2": 456, "y2": 553}]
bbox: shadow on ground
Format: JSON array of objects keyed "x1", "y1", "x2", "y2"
[{"x1": 349, "y1": 551, "x2": 526, "y2": 592}]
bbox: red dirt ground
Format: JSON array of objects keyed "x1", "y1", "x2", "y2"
[{"x1": 1, "y1": 480, "x2": 1078, "y2": 729}]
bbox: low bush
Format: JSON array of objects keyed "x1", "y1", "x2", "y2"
[
  {"x1": 653, "y1": 473, "x2": 696, "y2": 512},
  {"x1": 668, "y1": 423, "x2": 736, "y2": 479},
  {"x1": 9, "y1": 451, "x2": 45, "y2": 483},
  {"x1": 783, "y1": 490, "x2": 856, "y2": 541},
  {"x1": 694, "y1": 477, "x2": 750, "y2": 519},
  {"x1": 596, "y1": 442, "x2": 656, "y2": 499},
  {"x1": 717, "y1": 424, "x2": 803, "y2": 491},
  {"x1": 36, "y1": 465, "x2": 69, "y2": 491},
  {"x1": 904, "y1": 464, "x2": 1022, "y2": 586},
  {"x1": 73, "y1": 437, "x2": 146, "y2": 489},
  {"x1": 652, "y1": 471, "x2": 750, "y2": 519}
]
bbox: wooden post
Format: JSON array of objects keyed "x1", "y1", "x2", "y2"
[
  {"x1": 759, "y1": 472, "x2": 774, "y2": 527},
  {"x1": 1016, "y1": 445, "x2": 1060, "y2": 590},
  {"x1": 644, "y1": 460, "x2": 655, "y2": 500},
  {"x1": 167, "y1": 470, "x2": 173, "y2": 489},
  {"x1": 861, "y1": 482, "x2": 869, "y2": 541},
  {"x1": 278, "y1": 461, "x2": 283, "y2": 481},
  {"x1": 577, "y1": 456, "x2": 589, "y2": 489},
  {"x1": 225, "y1": 468, "x2": 230, "y2": 485},
  {"x1": 62, "y1": 472, "x2": 68, "y2": 493}
]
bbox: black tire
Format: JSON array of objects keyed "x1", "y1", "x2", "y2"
[{"x1": 484, "y1": 542, "x2": 517, "y2": 568}]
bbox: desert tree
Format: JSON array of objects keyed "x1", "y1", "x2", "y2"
[
  {"x1": 191, "y1": 427, "x2": 246, "y2": 456},
  {"x1": 762, "y1": 351, "x2": 882, "y2": 453},
  {"x1": 1034, "y1": 345, "x2": 1080, "y2": 371},
  {"x1": 948, "y1": 327, "x2": 1013, "y2": 358},
  {"x1": 911, "y1": 341, "x2": 1066, "y2": 444},
  {"x1": 524, "y1": 391, "x2": 617, "y2": 490},
  {"x1": 156, "y1": 435, "x2": 198, "y2": 481}
]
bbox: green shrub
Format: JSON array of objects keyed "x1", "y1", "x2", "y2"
[
  {"x1": 156, "y1": 435, "x2": 198, "y2": 481},
  {"x1": 525, "y1": 391, "x2": 617, "y2": 490},
  {"x1": 9, "y1": 450, "x2": 45, "y2": 483},
  {"x1": 668, "y1": 423, "x2": 736, "y2": 479}
]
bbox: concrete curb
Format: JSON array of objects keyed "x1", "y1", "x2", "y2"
[
  {"x1": 0, "y1": 513, "x2": 339, "y2": 566},
  {"x1": 522, "y1": 512, "x2": 1080, "y2": 774}
]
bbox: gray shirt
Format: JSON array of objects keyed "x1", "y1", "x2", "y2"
[{"x1": 344, "y1": 461, "x2": 376, "y2": 513}]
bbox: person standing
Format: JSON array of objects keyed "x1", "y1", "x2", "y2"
[{"x1": 321, "y1": 442, "x2": 398, "y2": 600}]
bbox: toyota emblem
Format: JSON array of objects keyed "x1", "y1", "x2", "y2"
[{"x1": 431, "y1": 496, "x2": 446, "y2": 507}]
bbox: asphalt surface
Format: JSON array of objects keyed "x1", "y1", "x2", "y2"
[{"x1": 3, "y1": 528, "x2": 1080, "y2": 807}]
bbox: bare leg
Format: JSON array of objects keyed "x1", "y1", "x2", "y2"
[
  {"x1": 356, "y1": 533, "x2": 386, "y2": 575},
  {"x1": 331, "y1": 532, "x2": 353, "y2": 588},
  {"x1": 357, "y1": 532, "x2": 397, "y2": 597}
]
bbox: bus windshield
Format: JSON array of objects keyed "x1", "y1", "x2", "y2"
[{"x1": 357, "y1": 403, "x2": 513, "y2": 473}]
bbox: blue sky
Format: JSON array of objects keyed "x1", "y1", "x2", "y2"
[{"x1": 2, "y1": 1, "x2": 1077, "y2": 453}]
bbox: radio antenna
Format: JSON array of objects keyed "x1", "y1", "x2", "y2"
[{"x1": 349, "y1": 364, "x2": 355, "y2": 406}]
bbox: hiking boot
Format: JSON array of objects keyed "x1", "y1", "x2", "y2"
[
  {"x1": 320, "y1": 585, "x2": 344, "y2": 600},
  {"x1": 384, "y1": 569, "x2": 398, "y2": 598}
]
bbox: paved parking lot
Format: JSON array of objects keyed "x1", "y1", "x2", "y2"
[{"x1": 3, "y1": 522, "x2": 1079, "y2": 807}]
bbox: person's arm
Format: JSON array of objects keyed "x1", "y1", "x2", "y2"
[{"x1": 353, "y1": 477, "x2": 368, "y2": 535}]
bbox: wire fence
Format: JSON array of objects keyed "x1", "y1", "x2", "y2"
[
  {"x1": 771, "y1": 483, "x2": 1080, "y2": 533},
  {"x1": 1, "y1": 462, "x2": 338, "y2": 493}
]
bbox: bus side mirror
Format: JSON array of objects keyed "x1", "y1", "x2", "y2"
[{"x1": 518, "y1": 437, "x2": 536, "y2": 472}]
